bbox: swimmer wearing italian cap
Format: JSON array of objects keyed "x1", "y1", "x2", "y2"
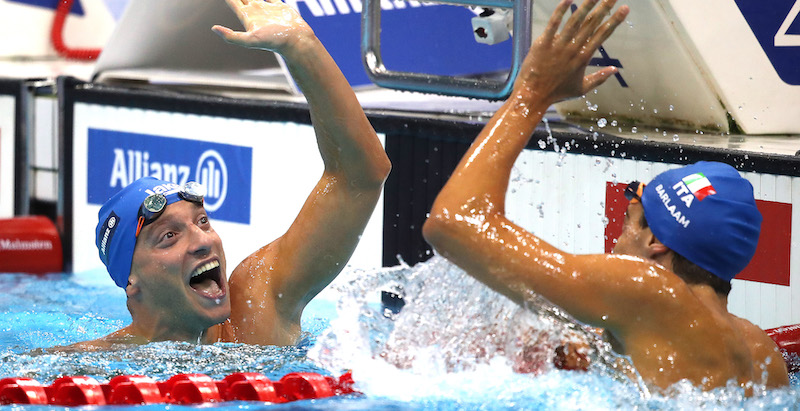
[
  {"x1": 66, "y1": 0, "x2": 390, "y2": 350},
  {"x1": 423, "y1": 0, "x2": 789, "y2": 391}
]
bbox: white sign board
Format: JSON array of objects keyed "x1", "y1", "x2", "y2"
[{"x1": 0, "y1": 95, "x2": 16, "y2": 218}]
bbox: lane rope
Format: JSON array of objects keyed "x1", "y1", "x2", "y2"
[{"x1": 0, "y1": 371, "x2": 355, "y2": 405}]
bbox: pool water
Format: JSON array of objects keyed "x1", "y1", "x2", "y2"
[{"x1": 1, "y1": 257, "x2": 799, "y2": 410}]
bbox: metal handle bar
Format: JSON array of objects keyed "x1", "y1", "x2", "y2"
[{"x1": 361, "y1": 0, "x2": 532, "y2": 100}]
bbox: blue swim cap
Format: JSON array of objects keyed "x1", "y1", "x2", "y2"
[
  {"x1": 95, "y1": 177, "x2": 187, "y2": 288},
  {"x1": 640, "y1": 161, "x2": 762, "y2": 282}
]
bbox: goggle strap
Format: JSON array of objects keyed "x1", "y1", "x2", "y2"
[
  {"x1": 135, "y1": 216, "x2": 146, "y2": 237},
  {"x1": 625, "y1": 181, "x2": 645, "y2": 204}
]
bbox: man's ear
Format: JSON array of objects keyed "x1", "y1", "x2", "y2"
[
  {"x1": 645, "y1": 230, "x2": 670, "y2": 259},
  {"x1": 125, "y1": 276, "x2": 141, "y2": 298}
]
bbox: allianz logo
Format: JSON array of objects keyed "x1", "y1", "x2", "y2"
[
  {"x1": 109, "y1": 148, "x2": 229, "y2": 212},
  {"x1": 285, "y1": 0, "x2": 434, "y2": 17}
]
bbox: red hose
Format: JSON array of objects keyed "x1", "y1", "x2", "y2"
[{"x1": 50, "y1": 0, "x2": 102, "y2": 60}]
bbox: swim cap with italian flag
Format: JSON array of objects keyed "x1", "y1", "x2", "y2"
[{"x1": 639, "y1": 161, "x2": 762, "y2": 282}]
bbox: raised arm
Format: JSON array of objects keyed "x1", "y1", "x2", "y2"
[
  {"x1": 212, "y1": 0, "x2": 390, "y2": 344},
  {"x1": 423, "y1": 0, "x2": 635, "y2": 326}
]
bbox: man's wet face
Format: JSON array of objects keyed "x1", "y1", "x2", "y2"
[
  {"x1": 612, "y1": 202, "x2": 651, "y2": 259},
  {"x1": 130, "y1": 200, "x2": 230, "y2": 333}
]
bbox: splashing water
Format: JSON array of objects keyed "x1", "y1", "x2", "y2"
[
  {"x1": 309, "y1": 256, "x2": 638, "y2": 407},
  {"x1": 2, "y1": 267, "x2": 799, "y2": 409},
  {"x1": 308, "y1": 256, "x2": 800, "y2": 409},
  {"x1": 2, "y1": 342, "x2": 320, "y2": 383}
]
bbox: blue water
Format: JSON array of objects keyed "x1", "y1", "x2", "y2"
[{"x1": 1, "y1": 257, "x2": 799, "y2": 410}]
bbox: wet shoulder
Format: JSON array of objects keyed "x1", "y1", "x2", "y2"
[
  {"x1": 45, "y1": 329, "x2": 145, "y2": 353},
  {"x1": 601, "y1": 254, "x2": 697, "y2": 312},
  {"x1": 732, "y1": 316, "x2": 790, "y2": 387}
]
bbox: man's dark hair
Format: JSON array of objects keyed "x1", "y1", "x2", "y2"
[{"x1": 640, "y1": 214, "x2": 732, "y2": 296}]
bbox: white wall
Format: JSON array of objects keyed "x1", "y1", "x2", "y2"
[
  {"x1": 0, "y1": 95, "x2": 16, "y2": 217},
  {"x1": 0, "y1": 0, "x2": 119, "y2": 58}
]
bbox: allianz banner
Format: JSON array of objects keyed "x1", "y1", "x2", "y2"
[{"x1": 87, "y1": 128, "x2": 253, "y2": 224}]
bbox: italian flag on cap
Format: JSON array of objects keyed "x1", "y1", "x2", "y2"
[{"x1": 682, "y1": 173, "x2": 717, "y2": 201}]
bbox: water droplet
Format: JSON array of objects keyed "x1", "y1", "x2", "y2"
[
  {"x1": 653, "y1": 109, "x2": 659, "y2": 114},
  {"x1": 597, "y1": 118, "x2": 607, "y2": 128},
  {"x1": 631, "y1": 126, "x2": 638, "y2": 133},
  {"x1": 668, "y1": 105, "x2": 674, "y2": 111},
  {"x1": 672, "y1": 134, "x2": 680, "y2": 142}
]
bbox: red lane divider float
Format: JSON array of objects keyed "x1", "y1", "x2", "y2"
[
  {"x1": 767, "y1": 324, "x2": 800, "y2": 374},
  {"x1": 0, "y1": 372, "x2": 355, "y2": 406}
]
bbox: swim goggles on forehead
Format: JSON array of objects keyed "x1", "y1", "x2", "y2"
[
  {"x1": 624, "y1": 181, "x2": 646, "y2": 204},
  {"x1": 135, "y1": 182, "x2": 206, "y2": 237}
]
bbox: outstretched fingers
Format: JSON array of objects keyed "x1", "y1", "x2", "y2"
[
  {"x1": 222, "y1": 0, "x2": 248, "y2": 21},
  {"x1": 542, "y1": 0, "x2": 573, "y2": 42},
  {"x1": 582, "y1": 67, "x2": 617, "y2": 94},
  {"x1": 579, "y1": 5, "x2": 628, "y2": 94},
  {"x1": 587, "y1": 5, "x2": 629, "y2": 51},
  {"x1": 558, "y1": 0, "x2": 598, "y2": 43},
  {"x1": 211, "y1": 25, "x2": 248, "y2": 46},
  {"x1": 574, "y1": 0, "x2": 617, "y2": 44}
]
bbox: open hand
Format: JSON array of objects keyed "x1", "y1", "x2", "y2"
[
  {"x1": 212, "y1": 0, "x2": 313, "y2": 54},
  {"x1": 515, "y1": 0, "x2": 629, "y2": 103}
]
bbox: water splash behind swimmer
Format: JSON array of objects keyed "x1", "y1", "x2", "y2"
[{"x1": 309, "y1": 256, "x2": 644, "y2": 392}]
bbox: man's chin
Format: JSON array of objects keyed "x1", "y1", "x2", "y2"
[{"x1": 195, "y1": 298, "x2": 231, "y2": 327}]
